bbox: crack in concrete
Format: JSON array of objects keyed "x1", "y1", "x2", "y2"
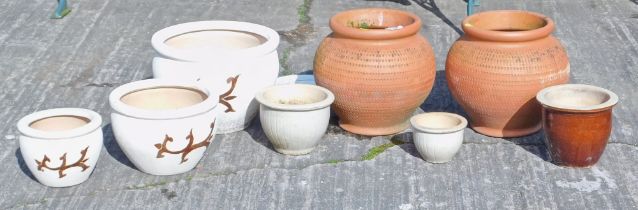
[{"x1": 278, "y1": 0, "x2": 315, "y2": 75}]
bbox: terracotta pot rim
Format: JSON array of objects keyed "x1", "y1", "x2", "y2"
[
  {"x1": 17, "y1": 108, "x2": 102, "y2": 140},
  {"x1": 410, "y1": 112, "x2": 468, "y2": 134},
  {"x1": 329, "y1": 8, "x2": 421, "y2": 40},
  {"x1": 462, "y1": 10, "x2": 555, "y2": 42},
  {"x1": 256, "y1": 84, "x2": 335, "y2": 111},
  {"x1": 537, "y1": 84, "x2": 618, "y2": 113},
  {"x1": 109, "y1": 79, "x2": 219, "y2": 120}
]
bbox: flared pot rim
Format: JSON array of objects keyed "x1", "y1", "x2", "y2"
[
  {"x1": 410, "y1": 112, "x2": 468, "y2": 134},
  {"x1": 536, "y1": 84, "x2": 619, "y2": 113},
  {"x1": 151, "y1": 21, "x2": 280, "y2": 61},
  {"x1": 329, "y1": 8, "x2": 422, "y2": 40},
  {"x1": 17, "y1": 108, "x2": 103, "y2": 140},
  {"x1": 256, "y1": 84, "x2": 335, "y2": 111},
  {"x1": 462, "y1": 10, "x2": 555, "y2": 42}
]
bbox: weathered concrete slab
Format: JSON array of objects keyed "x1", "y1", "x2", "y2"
[{"x1": 0, "y1": 0, "x2": 637, "y2": 209}]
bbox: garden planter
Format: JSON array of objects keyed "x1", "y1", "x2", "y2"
[
  {"x1": 314, "y1": 8, "x2": 436, "y2": 136},
  {"x1": 17, "y1": 108, "x2": 103, "y2": 187},
  {"x1": 255, "y1": 84, "x2": 334, "y2": 155},
  {"x1": 109, "y1": 79, "x2": 221, "y2": 175},
  {"x1": 152, "y1": 21, "x2": 280, "y2": 134},
  {"x1": 446, "y1": 10, "x2": 570, "y2": 137},
  {"x1": 536, "y1": 84, "x2": 618, "y2": 167},
  {"x1": 410, "y1": 112, "x2": 467, "y2": 163}
]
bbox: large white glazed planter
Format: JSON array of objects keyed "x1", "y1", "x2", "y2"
[
  {"x1": 109, "y1": 79, "x2": 221, "y2": 175},
  {"x1": 17, "y1": 108, "x2": 103, "y2": 187},
  {"x1": 151, "y1": 21, "x2": 280, "y2": 134}
]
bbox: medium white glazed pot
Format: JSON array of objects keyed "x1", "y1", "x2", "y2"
[
  {"x1": 109, "y1": 79, "x2": 221, "y2": 175},
  {"x1": 17, "y1": 108, "x2": 103, "y2": 187},
  {"x1": 151, "y1": 21, "x2": 280, "y2": 134},
  {"x1": 410, "y1": 112, "x2": 467, "y2": 163},
  {"x1": 255, "y1": 84, "x2": 335, "y2": 155}
]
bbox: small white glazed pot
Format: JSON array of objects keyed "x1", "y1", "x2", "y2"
[
  {"x1": 410, "y1": 112, "x2": 467, "y2": 163},
  {"x1": 17, "y1": 108, "x2": 103, "y2": 187},
  {"x1": 109, "y1": 79, "x2": 221, "y2": 175},
  {"x1": 255, "y1": 84, "x2": 335, "y2": 155},
  {"x1": 152, "y1": 21, "x2": 280, "y2": 134}
]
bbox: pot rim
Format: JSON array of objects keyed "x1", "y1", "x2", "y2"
[
  {"x1": 151, "y1": 21, "x2": 280, "y2": 61},
  {"x1": 536, "y1": 84, "x2": 619, "y2": 112},
  {"x1": 410, "y1": 112, "x2": 468, "y2": 134},
  {"x1": 255, "y1": 84, "x2": 335, "y2": 111},
  {"x1": 462, "y1": 10, "x2": 555, "y2": 42},
  {"x1": 329, "y1": 8, "x2": 421, "y2": 40},
  {"x1": 17, "y1": 108, "x2": 103, "y2": 140},
  {"x1": 109, "y1": 79, "x2": 219, "y2": 120}
]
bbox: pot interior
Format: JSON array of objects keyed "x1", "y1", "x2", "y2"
[
  {"x1": 29, "y1": 115, "x2": 90, "y2": 132},
  {"x1": 413, "y1": 114, "x2": 463, "y2": 130},
  {"x1": 121, "y1": 87, "x2": 208, "y2": 110},
  {"x1": 543, "y1": 87, "x2": 611, "y2": 108},
  {"x1": 468, "y1": 12, "x2": 547, "y2": 32},
  {"x1": 165, "y1": 30, "x2": 266, "y2": 50},
  {"x1": 340, "y1": 10, "x2": 415, "y2": 29},
  {"x1": 263, "y1": 86, "x2": 327, "y2": 105}
]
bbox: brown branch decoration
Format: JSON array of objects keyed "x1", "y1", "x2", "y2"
[
  {"x1": 154, "y1": 121, "x2": 216, "y2": 164},
  {"x1": 219, "y1": 74, "x2": 240, "y2": 113},
  {"x1": 35, "y1": 146, "x2": 90, "y2": 178}
]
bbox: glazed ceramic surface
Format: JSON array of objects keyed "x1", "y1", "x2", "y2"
[
  {"x1": 152, "y1": 21, "x2": 280, "y2": 134},
  {"x1": 17, "y1": 108, "x2": 103, "y2": 187},
  {"x1": 410, "y1": 112, "x2": 467, "y2": 163},
  {"x1": 314, "y1": 8, "x2": 436, "y2": 136},
  {"x1": 256, "y1": 84, "x2": 334, "y2": 155},
  {"x1": 537, "y1": 84, "x2": 618, "y2": 167},
  {"x1": 446, "y1": 10, "x2": 570, "y2": 137},
  {"x1": 109, "y1": 79, "x2": 221, "y2": 175}
]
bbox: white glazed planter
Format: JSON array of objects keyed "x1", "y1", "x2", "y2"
[
  {"x1": 410, "y1": 112, "x2": 467, "y2": 163},
  {"x1": 109, "y1": 79, "x2": 221, "y2": 175},
  {"x1": 256, "y1": 84, "x2": 335, "y2": 155},
  {"x1": 17, "y1": 108, "x2": 103, "y2": 187},
  {"x1": 151, "y1": 21, "x2": 280, "y2": 134}
]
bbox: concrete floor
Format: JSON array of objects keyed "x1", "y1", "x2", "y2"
[{"x1": 0, "y1": 0, "x2": 637, "y2": 209}]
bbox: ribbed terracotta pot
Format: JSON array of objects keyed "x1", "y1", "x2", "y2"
[
  {"x1": 537, "y1": 84, "x2": 618, "y2": 167},
  {"x1": 446, "y1": 10, "x2": 570, "y2": 137},
  {"x1": 314, "y1": 8, "x2": 436, "y2": 136}
]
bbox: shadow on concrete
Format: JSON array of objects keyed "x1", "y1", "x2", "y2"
[
  {"x1": 364, "y1": 0, "x2": 464, "y2": 35},
  {"x1": 412, "y1": 0, "x2": 464, "y2": 35},
  {"x1": 505, "y1": 131, "x2": 552, "y2": 162},
  {"x1": 420, "y1": 71, "x2": 466, "y2": 116},
  {"x1": 365, "y1": 0, "x2": 412, "y2": 5},
  {"x1": 244, "y1": 117, "x2": 278, "y2": 152},
  {"x1": 631, "y1": 0, "x2": 638, "y2": 5},
  {"x1": 102, "y1": 124, "x2": 138, "y2": 170},
  {"x1": 15, "y1": 148, "x2": 38, "y2": 182},
  {"x1": 392, "y1": 132, "x2": 423, "y2": 159}
]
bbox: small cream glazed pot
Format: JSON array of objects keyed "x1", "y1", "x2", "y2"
[
  {"x1": 255, "y1": 84, "x2": 335, "y2": 155},
  {"x1": 109, "y1": 79, "x2": 221, "y2": 175},
  {"x1": 152, "y1": 21, "x2": 280, "y2": 134},
  {"x1": 18, "y1": 108, "x2": 103, "y2": 187},
  {"x1": 410, "y1": 112, "x2": 467, "y2": 163}
]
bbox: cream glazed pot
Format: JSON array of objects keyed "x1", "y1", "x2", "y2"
[
  {"x1": 152, "y1": 21, "x2": 280, "y2": 134},
  {"x1": 256, "y1": 84, "x2": 335, "y2": 155},
  {"x1": 17, "y1": 108, "x2": 103, "y2": 187},
  {"x1": 109, "y1": 79, "x2": 221, "y2": 175},
  {"x1": 410, "y1": 112, "x2": 467, "y2": 163}
]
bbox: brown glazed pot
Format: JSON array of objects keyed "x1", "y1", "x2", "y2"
[
  {"x1": 446, "y1": 10, "x2": 570, "y2": 137},
  {"x1": 536, "y1": 84, "x2": 618, "y2": 167},
  {"x1": 314, "y1": 8, "x2": 436, "y2": 136}
]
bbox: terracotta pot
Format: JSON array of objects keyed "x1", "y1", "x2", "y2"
[
  {"x1": 314, "y1": 8, "x2": 436, "y2": 136},
  {"x1": 536, "y1": 84, "x2": 618, "y2": 167},
  {"x1": 446, "y1": 10, "x2": 570, "y2": 137},
  {"x1": 152, "y1": 21, "x2": 280, "y2": 134}
]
